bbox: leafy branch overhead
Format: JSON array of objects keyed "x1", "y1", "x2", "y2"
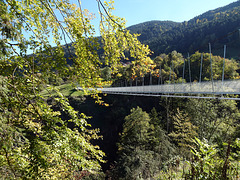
[{"x1": 0, "y1": 0, "x2": 152, "y2": 179}]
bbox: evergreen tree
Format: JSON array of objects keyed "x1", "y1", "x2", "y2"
[
  {"x1": 149, "y1": 107, "x2": 175, "y2": 166},
  {"x1": 149, "y1": 107, "x2": 161, "y2": 126},
  {"x1": 169, "y1": 108, "x2": 198, "y2": 157},
  {"x1": 111, "y1": 107, "x2": 175, "y2": 179},
  {"x1": 113, "y1": 107, "x2": 155, "y2": 179}
]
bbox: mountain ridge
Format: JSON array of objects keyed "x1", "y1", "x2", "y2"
[
  {"x1": 127, "y1": 20, "x2": 180, "y2": 43},
  {"x1": 127, "y1": 0, "x2": 240, "y2": 59},
  {"x1": 61, "y1": 1, "x2": 240, "y2": 60}
]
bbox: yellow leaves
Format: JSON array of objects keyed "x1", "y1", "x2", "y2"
[
  {"x1": 116, "y1": 73, "x2": 122, "y2": 77},
  {"x1": 98, "y1": 102, "x2": 109, "y2": 106},
  {"x1": 104, "y1": 0, "x2": 115, "y2": 11},
  {"x1": 19, "y1": 104, "x2": 42, "y2": 134},
  {"x1": 1, "y1": 0, "x2": 114, "y2": 177},
  {"x1": 104, "y1": 103, "x2": 109, "y2": 107},
  {"x1": 130, "y1": 57, "x2": 155, "y2": 78}
]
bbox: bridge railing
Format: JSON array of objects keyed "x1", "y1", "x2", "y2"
[{"x1": 99, "y1": 79, "x2": 240, "y2": 95}]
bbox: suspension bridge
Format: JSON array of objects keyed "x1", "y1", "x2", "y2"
[
  {"x1": 96, "y1": 79, "x2": 240, "y2": 100},
  {"x1": 82, "y1": 43, "x2": 240, "y2": 100}
]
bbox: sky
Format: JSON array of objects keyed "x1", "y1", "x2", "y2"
[{"x1": 81, "y1": 0, "x2": 238, "y2": 28}]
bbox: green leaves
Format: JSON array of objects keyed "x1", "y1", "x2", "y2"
[
  {"x1": 186, "y1": 98, "x2": 240, "y2": 143},
  {"x1": 0, "y1": 78, "x2": 106, "y2": 178},
  {"x1": 0, "y1": 0, "x2": 156, "y2": 178},
  {"x1": 99, "y1": 0, "x2": 152, "y2": 78},
  {"x1": 186, "y1": 138, "x2": 240, "y2": 180}
]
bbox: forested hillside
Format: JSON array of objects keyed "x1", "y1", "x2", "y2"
[
  {"x1": 68, "y1": 89, "x2": 240, "y2": 179},
  {"x1": 127, "y1": 21, "x2": 179, "y2": 44},
  {"x1": 128, "y1": 0, "x2": 240, "y2": 58},
  {"x1": 1, "y1": 0, "x2": 240, "y2": 179},
  {"x1": 62, "y1": 1, "x2": 240, "y2": 60}
]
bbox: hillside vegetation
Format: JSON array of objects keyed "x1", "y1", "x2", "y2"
[
  {"x1": 127, "y1": 1, "x2": 240, "y2": 58},
  {"x1": 1, "y1": 0, "x2": 240, "y2": 179},
  {"x1": 62, "y1": 1, "x2": 240, "y2": 60},
  {"x1": 127, "y1": 21, "x2": 180, "y2": 44}
]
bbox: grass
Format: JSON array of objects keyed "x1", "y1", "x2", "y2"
[{"x1": 41, "y1": 83, "x2": 84, "y2": 97}]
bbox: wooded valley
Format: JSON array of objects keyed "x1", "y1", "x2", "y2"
[{"x1": 0, "y1": 0, "x2": 240, "y2": 179}]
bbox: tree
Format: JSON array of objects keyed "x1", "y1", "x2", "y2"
[
  {"x1": 110, "y1": 107, "x2": 175, "y2": 179},
  {"x1": 153, "y1": 51, "x2": 239, "y2": 85},
  {"x1": 110, "y1": 107, "x2": 155, "y2": 179},
  {"x1": 101, "y1": 66, "x2": 112, "y2": 81},
  {"x1": 0, "y1": 0, "x2": 151, "y2": 178},
  {"x1": 186, "y1": 138, "x2": 240, "y2": 179},
  {"x1": 114, "y1": 107, "x2": 154, "y2": 179},
  {"x1": 149, "y1": 107, "x2": 161, "y2": 126},
  {"x1": 149, "y1": 108, "x2": 176, "y2": 169},
  {"x1": 169, "y1": 108, "x2": 198, "y2": 157},
  {"x1": 189, "y1": 52, "x2": 239, "y2": 82},
  {"x1": 186, "y1": 98, "x2": 240, "y2": 144},
  {"x1": 153, "y1": 51, "x2": 184, "y2": 84}
]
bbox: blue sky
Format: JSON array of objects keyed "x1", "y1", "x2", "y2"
[{"x1": 81, "y1": 0, "x2": 237, "y2": 28}]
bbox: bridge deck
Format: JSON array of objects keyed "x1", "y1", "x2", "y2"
[{"x1": 99, "y1": 80, "x2": 240, "y2": 95}]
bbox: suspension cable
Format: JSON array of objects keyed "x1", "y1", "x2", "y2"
[
  {"x1": 209, "y1": 43, "x2": 214, "y2": 93},
  {"x1": 222, "y1": 45, "x2": 226, "y2": 89}
]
